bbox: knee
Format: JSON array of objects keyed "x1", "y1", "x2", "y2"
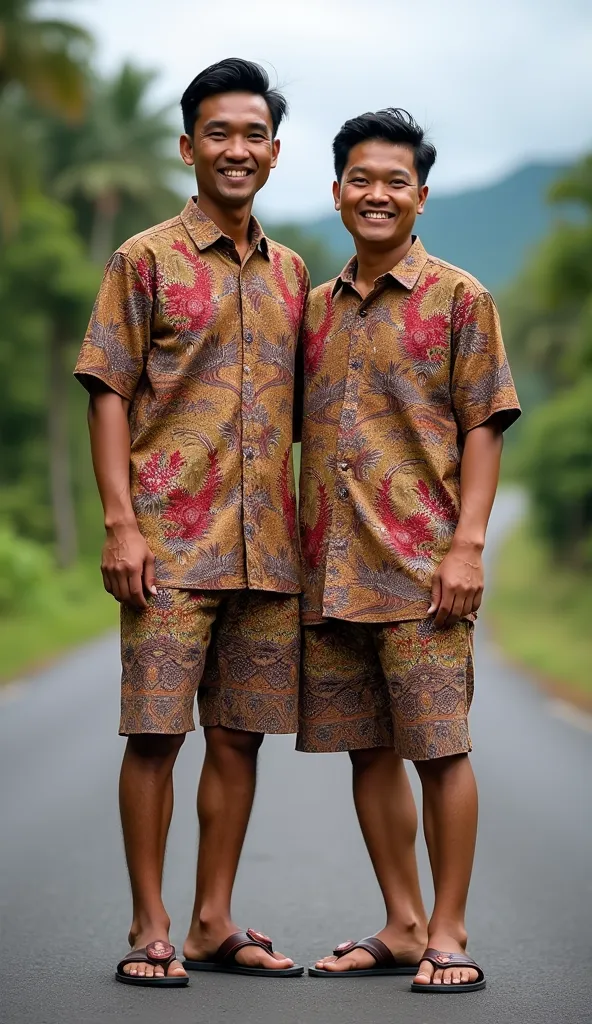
[
  {"x1": 349, "y1": 746, "x2": 386, "y2": 773},
  {"x1": 205, "y1": 725, "x2": 264, "y2": 761},
  {"x1": 414, "y1": 751, "x2": 470, "y2": 784},
  {"x1": 127, "y1": 732, "x2": 186, "y2": 764}
]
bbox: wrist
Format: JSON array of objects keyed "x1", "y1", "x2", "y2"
[
  {"x1": 451, "y1": 530, "x2": 485, "y2": 553},
  {"x1": 104, "y1": 514, "x2": 138, "y2": 532}
]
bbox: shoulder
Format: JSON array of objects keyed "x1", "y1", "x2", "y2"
[
  {"x1": 306, "y1": 278, "x2": 338, "y2": 309},
  {"x1": 422, "y1": 251, "x2": 490, "y2": 300},
  {"x1": 116, "y1": 213, "x2": 185, "y2": 265},
  {"x1": 265, "y1": 236, "x2": 306, "y2": 268}
]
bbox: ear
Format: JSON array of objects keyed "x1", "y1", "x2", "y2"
[
  {"x1": 332, "y1": 179, "x2": 341, "y2": 211},
  {"x1": 416, "y1": 184, "x2": 429, "y2": 215},
  {"x1": 179, "y1": 134, "x2": 194, "y2": 167},
  {"x1": 270, "y1": 137, "x2": 280, "y2": 170}
]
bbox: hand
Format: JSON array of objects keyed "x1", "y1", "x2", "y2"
[
  {"x1": 101, "y1": 522, "x2": 157, "y2": 609},
  {"x1": 428, "y1": 540, "x2": 484, "y2": 628}
]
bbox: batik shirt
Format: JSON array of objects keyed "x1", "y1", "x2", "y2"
[
  {"x1": 75, "y1": 198, "x2": 309, "y2": 592},
  {"x1": 299, "y1": 238, "x2": 520, "y2": 623}
]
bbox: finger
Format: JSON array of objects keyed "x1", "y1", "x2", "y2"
[
  {"x1": 101, "y1": 568, "x2": 113, "y2": 596},
  {"x1": 445, "y1": 592, "x2": 466, "y2": 627},
  {"x1": 473, "y1": 587, "x2": 483, "y2": 612},
  {"x1": 128, "y1": 569, "x2": 148, "y2": 609},
  {"x1": 144, "y1": 550, "x2": 157, "y2": 597},
  {"x1": 116, "y1": 573, "x2": 131, "y2": 606},
  {"x1": 428, "y1": 574, "x2": 442, "y2": 615},
  {"x1": 434, "y1": 586, "x2": 453, "y2": 627},
  {"x1": 106, "y1": 571, "x2": 123, "y2": 603},
  {"x1": 461, "y1": 592, "x2": 476, "y2": 620}
]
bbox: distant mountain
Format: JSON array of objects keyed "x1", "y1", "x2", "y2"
[{"x1": 304, "y1": 162, "x2": 573, "y2": 292}]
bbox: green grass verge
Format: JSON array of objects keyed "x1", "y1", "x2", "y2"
[
  {"x1": 488, "y1": 520, "x2": 592, "y2": 698},
  {"x1": 0, "y1": 562, "x2": 118, "y2": 682}
]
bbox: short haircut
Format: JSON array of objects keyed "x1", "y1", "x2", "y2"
[
  {"x1": 181, "y1": 58, "x2": 288, "y2": 137},
  {"x1": 333, "y1": 108, "x2": 437, "y2": 185}
]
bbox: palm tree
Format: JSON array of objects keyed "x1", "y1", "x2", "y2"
[
  {"x1": 0, "y1": 0, "x2": 90, "y2": 120},
  {"x1": 53, "y1": 63, "x2": 183, "y2": 262}
]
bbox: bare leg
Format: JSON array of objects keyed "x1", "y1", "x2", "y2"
[
  {"x1": 315, "y1": 747, "x2": 428, "y2": 972},
  {"x1": 413, "y1": 753, "x2": 480, "y2": 987},
  {"x1": 120, "y1": 733, "x2": 187, "y2": 979},
  {"x1": 183, "y1": 726, "x2": 294, "y2": 970}
]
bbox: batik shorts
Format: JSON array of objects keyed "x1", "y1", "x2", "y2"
[
  {"x1": 119, "y1": 588, "x2": 300, "y2": 736},
  {"x1": 297, "y1": 618, "x2": 474, "y2": 761}
]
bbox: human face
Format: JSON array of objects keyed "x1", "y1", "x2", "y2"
[
  {"x1": 180, "y1": 91, "x2": 279, "y2": 210},
  {"x1": 333, "y1": 140, "x2": 428, "y2": 250}
]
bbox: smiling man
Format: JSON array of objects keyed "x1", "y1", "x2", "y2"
[
  {"x1": 74, "y1": 59, "x2": 308, "y2": 986},
  {"x1": 298, "y1": 109, "x2": 521, "y2": 992}
]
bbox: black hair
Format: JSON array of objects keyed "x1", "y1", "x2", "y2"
[
  {"x1": 181, "y1": 58, "x2": 288, "y2": 137},
  {"x1": 333, "y1": 108, "x2": 437, "y2": 185}
]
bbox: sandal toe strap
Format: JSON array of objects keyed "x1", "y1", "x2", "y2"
[{"x1": 421, "y1": 948, "x2": 484, "y2": 981}]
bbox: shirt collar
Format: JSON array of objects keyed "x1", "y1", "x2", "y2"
[
  {"x1": 332, "y1": 236, "x2": 429, "y2": 297},
  {"x1": 180, "y1": 197, "x2": 269, "y2": 258}
]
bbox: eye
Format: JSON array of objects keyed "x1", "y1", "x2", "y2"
[
  {"x1": 249, "y1": 132, "x2": 267, "y2": 141},
  {"x1": 391, "y1": 179, "x2": 410, "y2": 189},
  {"x1": 208, "y1": 131, "x2": 226, "y2": 139},
  {"x1": 348, "y1": 177, "x2": 368, "y2": 185}
]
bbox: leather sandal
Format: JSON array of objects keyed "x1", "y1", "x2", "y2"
[
  {"x1": 411, "y1": 947, "x2": 486, "y2": 992},
  {"x1": 183, "y1": 928, "x2": 304, "y2": 977},
  {"x1": 116, "y1": 940, "x2": 188, "y2": 986},
  {"x1": 308, "y1": 936, "x2": 420, "y2": 977}
]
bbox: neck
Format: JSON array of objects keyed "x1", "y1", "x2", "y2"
[
  {"x1": 354, "y1": 235, "x2": 414, "y2": 291},
  {"x1": 196, "y1": 193, "x2": 253, "y2": 248}
]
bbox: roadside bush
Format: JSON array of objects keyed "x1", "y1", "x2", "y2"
[
  {"x1": 0, "y1": 525, "x2": 52, "y2": 613},
  {"x1": 518, "y1": 376, "x2": 592, "y2": 567}
]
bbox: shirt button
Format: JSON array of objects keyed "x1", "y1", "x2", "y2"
[
  {"x1": 244, "y1": 365, "x2": 250, "y2": 374},
  {"x1": 359, "y1": 309, "x2": 367, "y2": 318},
  {"x1": 338, "y1": 486, "x2": 348, "y2": 500},
  {"x1": 243, "y1": 446, "x2": 255, "y2": 461},
  {"x1": 339, "y1": 461, "x2": 349, "y2": 471},
  {"x1": 350, "y1": 359, "x2": 363, "y2": 370},
  {"x1": 244, "y1": 330, "x2": 253, "y2": 344}
]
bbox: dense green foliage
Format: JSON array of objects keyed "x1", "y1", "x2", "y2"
[{"x1": 500, "y1": 156, "x2": 592, "y2": 569}]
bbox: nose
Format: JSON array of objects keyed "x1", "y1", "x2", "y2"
[
  {"x1": 224, "y1": 134, "x2": 250, "y2": 162},
  {"x1": 365, "y1": 182, "x2": 390, "y2": 204}
]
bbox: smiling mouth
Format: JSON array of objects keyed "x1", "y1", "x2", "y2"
[
  {"x1": 360, "y1": 211, "x2": 395, "y2": 220},
  {"x1": 219, "y1": 168, "x2": 253, "y2": 179}
]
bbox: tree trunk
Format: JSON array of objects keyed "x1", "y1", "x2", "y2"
[
  {"x1": 90, "y1": 192, "x2": 119, "y2": 264},
  {"x1": 48, "y1": 328, "x2": 78, "y2": 568}
]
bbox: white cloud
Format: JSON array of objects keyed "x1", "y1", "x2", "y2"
[{"x1": 53, "y1": 0, "x2": 592, "y2": 218}]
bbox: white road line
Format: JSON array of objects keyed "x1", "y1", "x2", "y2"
[{"x1": 548, "y1": 699, "x2": 592, "y2": 735}]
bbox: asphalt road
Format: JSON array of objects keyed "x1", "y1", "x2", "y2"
[{"x1": 2, "y1": 491, "x2": 591, "y2": 1024}]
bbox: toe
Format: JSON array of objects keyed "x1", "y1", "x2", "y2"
[
  {"x1": 414, "y1": 959, "x2": 434, "y2": 985},
  {"x1": 315, "y1": 955, "x2": 338, "y2": 968},
  {"x1": 433, "y1": 968, "x2": 443, "y2": 985},
  {"x1": 154, "y1": 966, "x2": 165, "y2": 979},
  {"x1": 168, "y1": 960, "x2": 188, "y2": 978},
  {"x1": 272, "y1": 950, "x2": 294, "y2": 966},
  {"x1": 460, "y1": 968, "x2": 470, "y2": 984}
]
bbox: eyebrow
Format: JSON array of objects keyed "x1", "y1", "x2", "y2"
[
  {"x1": 203, "y1": 119, "x2": 271, "y2": 134},
  {"x1": 347, "y1": 165, "x2": 413, "y2": 181}
]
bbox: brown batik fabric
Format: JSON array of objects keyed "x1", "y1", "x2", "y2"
[
  {"x1": 299, "y1": 238, "x2": 521, "y2": 624},
  {"x1": 75, "y1": 198, "x2": 309, "y2": 593},
  {"x1": 120, "y1": 587, "x2": 300, "y2": 735},
  {"x1": 297, "y1": 617, "x2": 474, "y2": 759}
]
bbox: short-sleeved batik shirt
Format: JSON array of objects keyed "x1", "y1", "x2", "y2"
[
  {"x1": 299, "y1": 238, "x2": 521, "y2": 625},
  {"x1": 75, "y1": 198, "x2": 309, "y2": 593}
]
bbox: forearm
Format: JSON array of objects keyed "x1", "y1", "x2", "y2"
[
  {"x1": 454, "y1": 421, "x2": 504, "y2": 550},
  {"x1": 87, "y1": 386, "x2": 136, "y2": 529}
]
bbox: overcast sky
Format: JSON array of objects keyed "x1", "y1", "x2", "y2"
[{"x1": 65, "y1": 0, "x2": 592, "y2": 219}]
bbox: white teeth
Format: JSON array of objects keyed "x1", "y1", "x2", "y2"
[
  {"x1": 223, "y1": 169, "x2": 249, "y2": 178},
  {"x1": 362, "y1": 211, "x2": 390, "y2": 219}
]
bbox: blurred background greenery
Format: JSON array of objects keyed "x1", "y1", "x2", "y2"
[{"x1": 1, "y1": 1, "x2": 591, "y2": 704}]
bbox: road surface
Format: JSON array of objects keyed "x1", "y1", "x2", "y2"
[{"x1": 1, "y1": 491, "x2": 591, "y2": 1024}]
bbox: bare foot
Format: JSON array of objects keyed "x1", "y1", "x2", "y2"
[
  {"x1": 314, "y1": 923, "x2": 427, "y2": 973},
  {"x1": 184, "y1": 920, "x2": 295, "y2": 971},
  {"x1": 122, "y1": 922, "x2": 187, "y2": 980},
  {"x1": 413, "y1": 933, "x2": 479, "y2": 987}
]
